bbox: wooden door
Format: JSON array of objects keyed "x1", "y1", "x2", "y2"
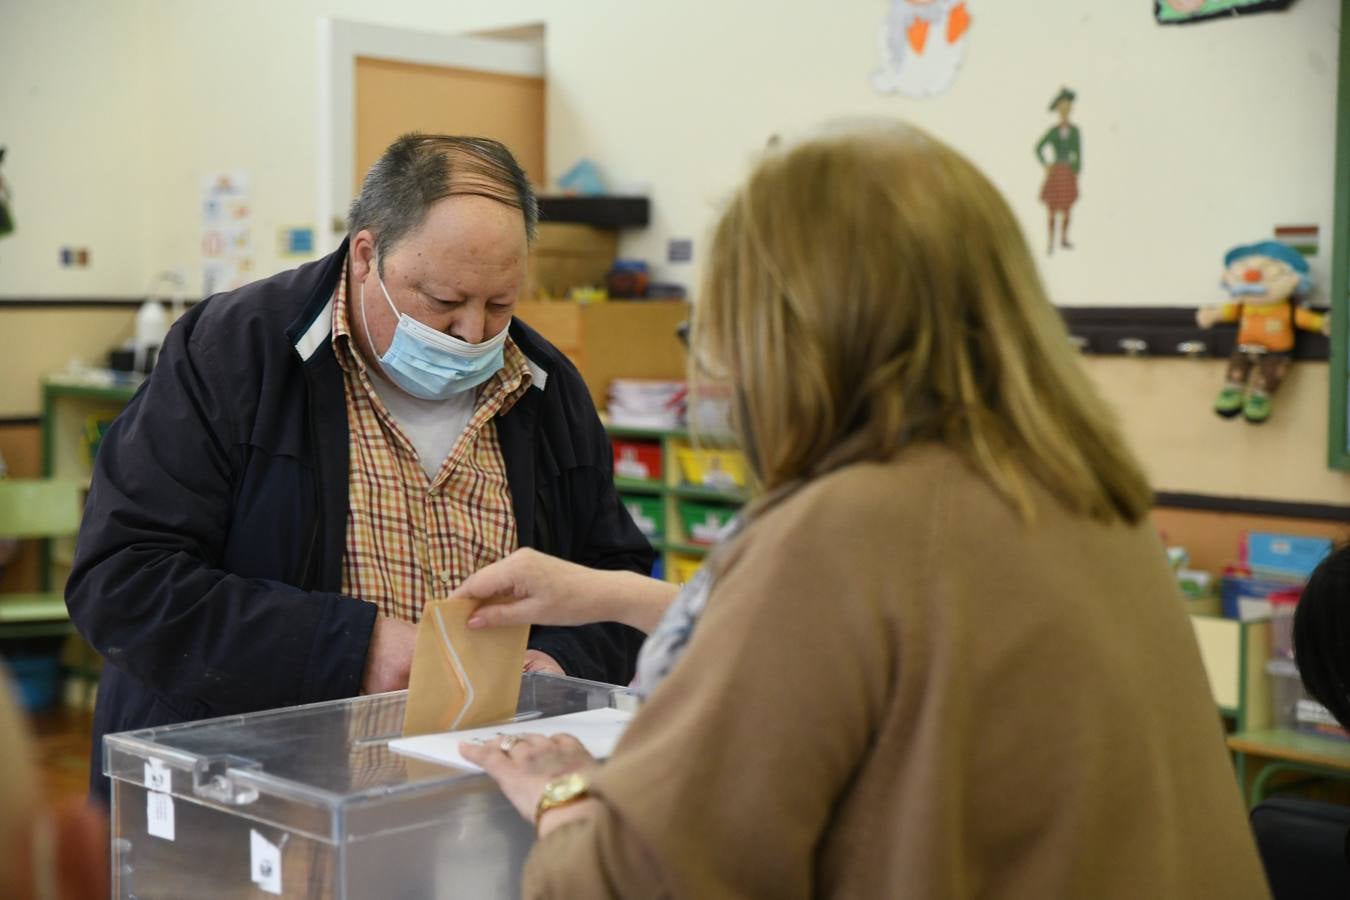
[{"x1": 353, "y1": 57, "x2": 545, "y2": 192}]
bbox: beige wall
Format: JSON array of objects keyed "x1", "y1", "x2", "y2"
[
  {"x1": 1, "y1": 1, "x2": 1345, "y2": 510},
  {"x1": 1082, "y1": 357, "x2": 1350, "y2": 506},
  {"x1": 3, "y1": 313, "x2": 1347, "y2": 506},
  {"x1": 0, "y1": 0, "x2": 151, "y2": 296},
  {"x1": 0, "y1": 308, "x2": 137, "y2": 417},
  {"x1": 0, "y1": 1, "x2": 1338, "y2": 307}
]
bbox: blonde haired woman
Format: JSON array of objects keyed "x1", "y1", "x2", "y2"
[{"x1": 457, "y1": 122, "x2": 1268, "y2": 898}]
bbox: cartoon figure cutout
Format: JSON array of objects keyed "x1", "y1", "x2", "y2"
[
  {"x1": 872, "y1": 1, "x2": 973, "y2": 98},
  {"x1": 1195, "y1": 241, "x2": 1327, "y2": 424},
  {"x1": 1035, "y1": 88, "x2": 1081, "y2": 256}
]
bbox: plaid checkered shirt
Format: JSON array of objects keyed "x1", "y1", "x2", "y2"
[{"x1": 330, "y1": 261, "x2": 531, "y2": 623}]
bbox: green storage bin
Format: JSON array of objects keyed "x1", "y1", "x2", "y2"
[
  {"x1": 622, "y1": 494, "x2": 664, "y2": 540},
  {"x1": 677, "y1": 499, "x2": 737, "y2": 546}
]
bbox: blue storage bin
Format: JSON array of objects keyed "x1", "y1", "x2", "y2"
[
  {"x1": 7, "y1": 655, "x2": 62, "y2": 712},
  {"x1": 1220, "y1": 570, "x2": 1301, "y2": 621}
]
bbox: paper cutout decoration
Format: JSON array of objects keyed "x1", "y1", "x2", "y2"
[
  {"x1": 1273, "y1": 224, "x2": 1319, "y2": 259},
  {"x1": 201, "y1": 171, "x2": 253, "y2": 295},
  {"x1": 1035, "y1": 87, "x2": 1082, "y2": 256},
  {"x1": 872, "y1": 1, "x2": 973, "y2": 98},
  {"x1": 1155, "y1": 0, "x2": 1296, "y2": 25},
  {"x1": 402, "y1": 596, "x2": 529, "y2": 738}
]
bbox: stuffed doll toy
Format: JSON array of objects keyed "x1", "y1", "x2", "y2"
[{"x1": 1195, "y1": 241, "x2": 1327, "y2": 424}]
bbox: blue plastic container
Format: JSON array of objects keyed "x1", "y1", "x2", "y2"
[
  {"x1": 7, "y1": 655, "x2": 62, "y2": 711},
  {"x1": 1220, "y1": 570, "x2": 1301, "y2": 621}
]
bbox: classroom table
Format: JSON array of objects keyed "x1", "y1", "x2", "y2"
[{"x1": 1227, "y1": 728, "x2": 1350, "y2": 807}]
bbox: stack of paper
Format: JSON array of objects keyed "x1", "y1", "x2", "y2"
[
  {"x1": 607, "y1": 379, "x2": 687, "y2": 429},
  {"x1": 389, "y1": 707, "x2": 634, "y2": 771}
]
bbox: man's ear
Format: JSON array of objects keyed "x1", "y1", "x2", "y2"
[
  {"x1": 50, "y1": 798, "x2": 108, "y2": 900},
  {"x1": 349, "y1": 230, "x2": 377, "y2": 283}
]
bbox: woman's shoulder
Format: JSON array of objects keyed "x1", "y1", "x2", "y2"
[
  {"x1": 775, "y1": 445, "x2": 974, "y2": 521},
  {"x1": 720, "y1": 446, "x2": 968, "y2": 567},
  {"x1": 731, "y1": 444, "x2": 1144, "y2": 567}
]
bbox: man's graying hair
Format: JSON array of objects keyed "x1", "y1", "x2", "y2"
[{"x1": 348, "y1": 134, "x2": 538, "y2": 274}]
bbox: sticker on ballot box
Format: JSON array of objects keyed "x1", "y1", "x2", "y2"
[
  {"x1": 144, "y1": 758, "x2": 172, "y2": 794},
  {"x1": 147, "y1": 791, "x2": 175, "y2": 841},
  {"x1": 250, "y1": 829, "x2": 282, "y2": 895}
]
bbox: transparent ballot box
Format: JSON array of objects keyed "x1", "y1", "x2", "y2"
[{"x1": 104, "y1": 674, "x2": 635, "y2": 899}]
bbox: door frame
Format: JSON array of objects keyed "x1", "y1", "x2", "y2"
[{"x1": 316, "y1": 17, "x2": 545, "y2": 247}]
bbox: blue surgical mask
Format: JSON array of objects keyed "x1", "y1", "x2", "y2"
[{"x1": 359, "y1": 261, "x2": 509, "y2": 400}]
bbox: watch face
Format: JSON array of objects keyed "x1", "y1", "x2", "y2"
[
  {"x1": 536, "y1": 772, "x2": 592, "y2": 826},
  {"x1": 548, "y1": 772, "x2": 587, "y2": 802}
]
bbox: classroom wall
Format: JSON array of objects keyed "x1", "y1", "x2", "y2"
[
  {"x1": 1083, "y1": 357, "x2": 1350, "y2": 506},
  {"x1": 0, "y1": 1, "x2": 152, "y2": 296},
  {"x1": 0, "y1": 308, "x2": 137, "y2": 417},
  {"x1": 0, "y1": 1, "x2": 1338, "y2": 305},
  {"x1": 1, "y1": 1, "x2": 1345, "y2": 509}
]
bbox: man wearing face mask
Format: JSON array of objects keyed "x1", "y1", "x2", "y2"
[{"x1": 66, "y1": 134, "x2": 653, "y2": 803}]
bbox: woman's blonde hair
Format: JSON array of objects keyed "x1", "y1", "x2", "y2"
[{"x1": 694, "y1": 121, "x2": 1152, "y2": 524}]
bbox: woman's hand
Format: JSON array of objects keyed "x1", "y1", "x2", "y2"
[
  {"x1": 461, "y1": 733, "x2": 599, "y2": 827},
  {"x1": 456, "y1": 548, "x2": 680, "y2": 635},
  {"x1": 457, "y1": 548, "x2": 615, "y2": 629}
]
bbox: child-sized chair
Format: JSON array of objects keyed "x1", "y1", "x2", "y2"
[{"x1": 0, "y1": 478, "x2": 88, "y2": 710}]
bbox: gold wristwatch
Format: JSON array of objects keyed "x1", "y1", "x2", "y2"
[{"x1": 535, "y1": 771, "x2": 591, "y2": 828}]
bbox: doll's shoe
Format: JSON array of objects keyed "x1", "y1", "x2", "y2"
[
  {"x1": 1214, "y1": 384, "x2": 1244, "y2": 418},
  {"x1": 1243, "y1": 390, "x2": 1272, "y2": 424}
]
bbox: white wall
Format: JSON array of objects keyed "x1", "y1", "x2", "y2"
[
  {"x1": 0, "y1": 0, "x2": 1339, "y2": 307},
  {"x1": 0, "y1": 0, "x2": 153, "y2": 295}
]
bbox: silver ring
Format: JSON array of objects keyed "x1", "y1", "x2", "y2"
[{"x1": 499, "y1": 734, "x2": 522, "y2": 753}]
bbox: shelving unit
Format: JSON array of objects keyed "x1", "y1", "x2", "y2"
[
  {"x1": 8, "y1": 372, "x2": 140, "y2": 709},
  {"x1": 607, "y1": 424, "x2": 749, "y2": 583},
  {"x1": 40, "y1": 373, "x2": 139, "y2": 593},
  {"x1": 1188, "y1": 612, "x2": 1272, "y2": 734},
  {"x1": 514, "y1": 300, "x2": 688, "y2": 411}
]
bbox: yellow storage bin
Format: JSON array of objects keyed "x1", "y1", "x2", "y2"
[
  {"x1": 669, "y1": 554, "x2": 704, "y2": 585},
  {"x1": 675, "y1": 447, "x2": 748, "y2": 491}
]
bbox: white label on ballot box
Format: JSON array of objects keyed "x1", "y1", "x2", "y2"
[
  {"x1": 143, "y1": 758, "x2": 171, "y2": 794},
  {"x1": 250, "y1": 829, "x2": 282, "y2": 895},
  {"x1": 146, "y1": 791, "x2": 174, "y2": 841}
]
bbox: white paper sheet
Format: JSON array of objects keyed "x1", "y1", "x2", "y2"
[{"x1": 389, "y1": 708, "x2": 633, "y2": 772}]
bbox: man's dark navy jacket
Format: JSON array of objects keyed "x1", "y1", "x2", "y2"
[{"x1": 66, "y1": 243, "x2": 652, "y2": 801}]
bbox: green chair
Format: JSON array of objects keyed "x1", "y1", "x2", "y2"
[{"x1": 0, "y1": 478, "x2": 84, "y2": 638}]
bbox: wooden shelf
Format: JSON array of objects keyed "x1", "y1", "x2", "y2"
[
  {"x1": 607, "y1": 423, "x2": 686, "y2": 440},
  {"x1": 671, "y1": 484, "x2": 748, "y2": 503},
  {"x1": 537, "y1": 196, "x2": 650, "y2": 229},
  {"x1": 614, "y1": 477, "x2": 663, "y2": 494},
  {"x1": 514, "y1": 300, "x2": 687, "y2": 412},
  {"x1": 607, "y1": 425, "x2": 748, "y2": 583},
  {"x1": 664, "y1": 542, "x2": 711, "y2": 556},
  {"x1": 41, "y1": 378, "x2": 137, "y2": 594}
]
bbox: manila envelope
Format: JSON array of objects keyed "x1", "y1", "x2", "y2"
[{"x1": 401, "y1": 596, "x2": 529, "y2": 738}]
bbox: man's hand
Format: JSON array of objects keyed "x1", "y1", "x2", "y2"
[
  {"x1": 361, "y1": 616, "x2": 417, "y2": 694},
  {"x1": 523, "y1": 649, "x2": 565, "y2": 676}
]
